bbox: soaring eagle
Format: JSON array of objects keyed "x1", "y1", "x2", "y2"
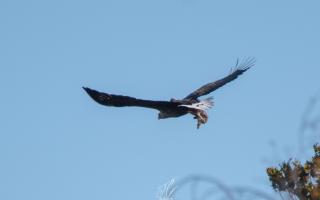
[{"x1": 83, "y1": 58, "x2": 255, "y2": 128}]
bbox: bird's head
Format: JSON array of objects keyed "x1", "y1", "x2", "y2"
[{"x1": 170, "y1": 98, "x2": 177, "y2": 102}]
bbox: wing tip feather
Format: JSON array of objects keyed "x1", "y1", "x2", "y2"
[
  {"x1": 82, "y1": 86, "x2": 89, "y2": 92},
  {"x1": 82, "y1": 86, "x2": 108, "y2": 104},
  {"x1": 236, "y1": 57, "x2": 256, "y2": 71},
  {"x1": 82, "y1": 86, "x2": 97, "y2": 97}
]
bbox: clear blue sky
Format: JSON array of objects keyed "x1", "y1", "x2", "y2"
[{"x1": 1, "y1": 0, "x2": 320, "y2": 199}]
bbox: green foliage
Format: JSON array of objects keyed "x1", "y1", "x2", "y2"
[{"x1": 267, "y1": 144, "x2": 320, "y2": 200}]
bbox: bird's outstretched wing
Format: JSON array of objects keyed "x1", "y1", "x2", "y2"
[
  {"x1": 83, "y1": 87, "x2": 179, "y2": 111},
  {"x1": 184, "y1": 58, "x2": 255, "y2": 100}
]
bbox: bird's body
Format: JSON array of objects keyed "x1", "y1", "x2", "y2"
[{"x1": 83, "y1": 58, "x2": 255, "y2": 129}]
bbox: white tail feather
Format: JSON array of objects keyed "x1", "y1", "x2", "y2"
[{"x1": 179, "y1": 97, "x2": 214, "y2": 110}]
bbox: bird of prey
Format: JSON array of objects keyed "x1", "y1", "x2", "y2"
[{"x1": 83, "y1": 58, "x2": 255, "y2": 129}]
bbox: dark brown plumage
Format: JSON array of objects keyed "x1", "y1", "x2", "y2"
[
  {"x1": 184, "y1": 58, "x2": 254, "y2": 100},
  {"x1": 83, "y1": 58, "x2": 255, "y2": 128}
]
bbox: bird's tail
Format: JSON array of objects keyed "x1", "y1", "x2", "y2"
[{"x1": 179, "y1": 97, "x2": 214, "y2": 111}]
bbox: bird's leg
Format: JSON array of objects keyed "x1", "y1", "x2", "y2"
[
  {"x1": 196, "y1": 114, "x2": 204, "y2": 129},
  {"x1": 194, "y1": 110, "x2": 208, "y2": 129},
  {"x1": 197, "y1": 118, "x2": 201, "y2": 129}
]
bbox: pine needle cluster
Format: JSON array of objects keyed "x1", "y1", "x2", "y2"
[{"x1": 267, "y1": 144, "x2": 320, "y2": 200}]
